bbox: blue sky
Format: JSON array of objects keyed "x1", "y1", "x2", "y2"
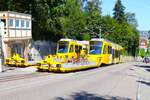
[{"x1": 101, "y1": 0, "x2": 150, "y2": 31}]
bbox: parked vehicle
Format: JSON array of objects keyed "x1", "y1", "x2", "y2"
[{"x1": 143, "y1": 56, "x2": 150, "y2": 63}]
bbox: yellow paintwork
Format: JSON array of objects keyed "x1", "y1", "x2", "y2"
[
  {"x1": 49, "y1": 65, "x2": 98, "y2": 73},
  {"x1": 37, "y1": 39, "x2": 89, "y2": 72},
  {"x1": 37, "y1": 38, "x2": 124, "y2": 73},
  {"x1": 5, "y1": 54, "x2": 26, "y2": 67},
  {"x1": 56, "y1": 39, "x2": 78, "y2": 62},
  {"x1": 37, "y1": 55, "x2": 55, "y2": 71},
  {"x1": 88, "y1": 38, "x2": 123, "y2": 67},
  {"x1": 5, "y1": 53, "x2": 37, "y2": 67}
]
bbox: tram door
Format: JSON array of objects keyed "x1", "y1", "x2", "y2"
[
  {"x1": 11, "y1": 43, "x2": 23, "y2": 57},
  {"x1": 112, "y1": 49, "x2": 115, "y2": 63}
]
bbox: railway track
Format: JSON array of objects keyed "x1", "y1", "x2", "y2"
[{"x1": 0, "y1": 73, "x2": 50, "y2": 83}]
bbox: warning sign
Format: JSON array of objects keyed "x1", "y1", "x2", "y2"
[{"x1": 139, "y1": 38, "x2": 148, "y2": 48}]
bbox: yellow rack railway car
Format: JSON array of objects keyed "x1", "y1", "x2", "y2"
[
  {"x1": 38, "y1": 38, "x2": 123, "y2": 72},
  {"x1": 37, "y1": 39, "x2": 89, "y2": 71},
  {"x1": 4, "y1": 53, "x2": 36, "y2": 67},
  {"x1": 88, "y1": 38, "x2": 123, "y2": 66},
  {"x1": 56, "y1": 39, "x2": 80, "y2": 63}
]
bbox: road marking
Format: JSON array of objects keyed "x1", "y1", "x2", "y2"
[{"x1": 137, "y1": 78, "x2": 141, "y2": 100}]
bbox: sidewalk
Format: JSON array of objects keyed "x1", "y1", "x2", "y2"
[
  {"x1": 0, "y1": 65, "x2": 38, "y2": 77},
  {"x1": 135, "y1": 63, "x2": 150, "y2": 100},
  {"x1": 138, "y1": 78, "x2": 150, "y2": 100}
]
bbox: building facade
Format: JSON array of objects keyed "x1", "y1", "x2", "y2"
[
  {"x1": 139, "y1": 31, "x2": 150, "y2": 52},
  {"x1": 0, "y1": 11, "x2": 32, "y2": 60}
]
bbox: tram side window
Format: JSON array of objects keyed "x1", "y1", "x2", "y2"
[
  {"x1": 103, "y1": 45, "x2": 108, "y2": 54},
  {"x1": 108, "y1": 46, "x2": 110, "y2": 54},
  {"x1": 75, "y1": 45, "x2": 82, "y2": 53},
  {"x1": 118, "y1": 50, "x2": 120, "y2": 56},
  {"x1": 79, "y1": 46, "x2": 82, "y2": 52},
  {"x1": 75, "y1": 45, "x2": 80, "y2": 53},
  {"x1": 112, "y1": 49, "x2": 115, "y2": 58},
  {"x1": 120, "y1": 50, "x2": 122, "y2": 55},
  {"x1": 69, "y1": 45, "x2": 74, "y2": 52},
  {"x1": 75, "y1": 45, "x2": 78, "y2": 53},
  {"x1": 108, "y1": 46, "x2": 112, "y2": 54},
  {"x1": 115, "y1": 50, "x2": 119, "y2": 57}
]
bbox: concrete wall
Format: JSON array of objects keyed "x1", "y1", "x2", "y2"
[{"x1": 27, "y1": 40, "x2": 57, "y2": 61}]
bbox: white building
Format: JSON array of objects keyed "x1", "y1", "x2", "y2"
[{"x1": 0, "y1": 11, "x2": 32, "y2": 59}]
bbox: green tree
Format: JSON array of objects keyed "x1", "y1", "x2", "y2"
[
  {"x1": 125, "y1": 12, "x2": 138, "y2": 28},
  {"x1": 84, "y1": 0, "x2": 102, "y2": 38},
  {"x1": 139, "y1": 48, "x2": 146, "y2": 58},
  {"x1": 59, "y1": 0, "x2": 86, "y2": 39},
  {"x1": 113, "y1": 0, "x2": 126, "y2": 23}
]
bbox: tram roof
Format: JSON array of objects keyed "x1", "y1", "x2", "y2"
[
  {"x1": 77, "y1": 41, "x2": 89, "y2": 45},
  {"x1": 59, "y1": 38, "x2": 75, "y2": 42},
  {"x1": 59, "y1": 39, "x2": 89, "y2": 45},
  {"x1": 91, "y1": 38, "x2": 123, "y2": 48},
  {"x1": 90, "y1": 38, "x2": 111, "y2": 43}
]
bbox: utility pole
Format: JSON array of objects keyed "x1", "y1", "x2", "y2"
[
  {"x1": 99, "y1": 26, "x2": 102, "y2": 38},
  {"x1": 0, "y1": 21, "x2": 4, "y2": 72}
]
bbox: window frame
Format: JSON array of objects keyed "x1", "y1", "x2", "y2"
[
  {"x1": 103, "y1": 45, "x2": 108, "y2": 54},
  {"x1": 69, "y1": 45, "x2": 74, "y2": 53},
  {"x1": 16, "y1": 19, "x2": 20, "y2": 27},
  {"x1": 26, "y1": 20, "x2": 29, "y2": 28},
  {"x1": 9, "y1": 18, "x2": 14, "y2": 27},
  {"x1": 21, "y1": 20, "x2": 25, "y2": 28}
]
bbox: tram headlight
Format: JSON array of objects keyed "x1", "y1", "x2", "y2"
[
  {"x1": 56, "y1": 64, "x2": 61, "y2": 68},
  {"x1": 37, "y1": 63, "x2": 41, "y2": 66},
  {"x1": 65, "y1": 55, "x2": 68, "y2": 60},
  {"x1": 42, "y1": 64, "x2": 49, "y2": 67},
  {"x1": 6, "y1": 59, "x2": 9, "y2": 62},
  {"x1": 44, "y1": 60, "x2": 47, "y2": 63},
  {"x1": 21, "y1": 60, "x2": 25, "y2": 63},
  {"x1": 97, "y1": 57, "x2": 101, "y2": 62},
  {"x1": 11, "y1": 60, "x2": 16, "y2": 64}
]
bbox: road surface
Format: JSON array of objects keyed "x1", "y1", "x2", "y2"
[{"x1": 0, "y1": 62, "x2": 149, "y2": 100}]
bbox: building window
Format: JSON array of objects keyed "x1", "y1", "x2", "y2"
[
  {"x1": 9, "y1": 19, "x2": 13, "y2": 27},
  {"x1": 21, "y1": 20, "x2": 24, "y2": 27},
  {"x1": 16, "y1": 19, "x2": 19, "y2": 27},
  {"x1": 1, "y1": 19, "x2": 6, "y2": 26},
  {"x1": 26, "y1": 20, "x2": 29, "y2": 28}
]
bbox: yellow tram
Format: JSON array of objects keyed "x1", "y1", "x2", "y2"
[
  {"x1": 5, "y1": 37, "x2": 124, "y2": 72},
  {"x1": 56, "y1": 39, "x2": 87, "y2": 63},
  {"x1": 88, "y1": 38, "x2": 123, "y2": 66},
  {"x1": 37, "y1": 39, "x2": 89, "y2": 71},
  {"x1": 38, "y1": 38, "x2": 124, "y2": 72}
]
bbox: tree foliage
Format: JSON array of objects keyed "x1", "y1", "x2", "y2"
[
  {"x1": 0, "y1": 0, "x2": 140, "y2": 56},
  {"x1": 113, "y1": 0, "x2": 126, "y2": 24},
  {"x1": 125, "y1": 12, "x2": 138, "y2": 28}
]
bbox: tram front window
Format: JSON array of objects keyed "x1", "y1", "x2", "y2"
[
  {"x1": 89, "y1": 41, "x2": 102, "y2": 54},
  {"x1": 58, "y1": 41, "x2": 69, "y2": 53}
]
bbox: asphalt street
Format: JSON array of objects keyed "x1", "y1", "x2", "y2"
[{"x1": 0, "y1": 62, "x2": 149, "y2": 100}]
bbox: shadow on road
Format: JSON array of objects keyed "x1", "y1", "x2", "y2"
[
  {"x1": 134, "y1": 65, "x2": 150, "y2": 73},
  {"x1": 137, "y1": 80, "x2": 150, "y2": 86},
  {"x1": 134, "y1": 65, "x2": 150, "y2": 69},
  {"x1": 146, "y1": 69, "x2": 150, "y2": 72},
  {"x1": 55, "y1": 91, "x2": 131, "y2": 100}
]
